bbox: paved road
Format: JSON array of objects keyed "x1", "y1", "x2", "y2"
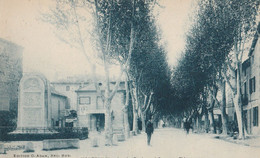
[{"x1": 2, "y1": 128, "x2": 260, "y2": 158}]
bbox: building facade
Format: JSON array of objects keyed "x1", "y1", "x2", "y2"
[
  {"x1": 213, "y1": 24, "x2": 260, "y2": 135},
  {"x1": 76, "y1": 82, "x2": 126, "y2": 132},
  {"x1": 51, "y1": 81, "x2": 88, "y2": 110},
  {"x1": 0, "y1": 38, "x2": 23, "y2": 112},
  {"x1": 50, "y1": 89, "x2": 70, "y2": 128},
  {"x1": 243, "y1": 25, "x2": 260, "y2": 135}
]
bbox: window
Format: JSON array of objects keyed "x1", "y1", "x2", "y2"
[
  {"x1": 253, "y1": 106, "x2": 258, "y2": 126},
  {"x1": 79, "y1": 96, "x2": 91, "y2": 104},
  {"x1": 251, "y1": 55, "x2": 254, "y2": 64},
  {"x1": 96, "y1": 96, "x2": 104, "y2": 109},
  {"x1": 249, "y1": 77, "x2": 256, "y2": 94},
  {"x1": 66, "y1": 86, "x2": 70, "y2": 91},
  {"x1": 242, "y1": 82, "x2": 248, "y2": 106},
  {"x1": 244, "y1": 82, "x2": 247, "y2": 96}
]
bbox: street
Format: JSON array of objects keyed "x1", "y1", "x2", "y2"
[{"x1": 2, "y1": 128, "x2": 260, "y2": 158}]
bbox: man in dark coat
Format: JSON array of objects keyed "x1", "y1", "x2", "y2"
[
  {"x1": 184, "y1": 118, "x2": 192, "y2": 134},
  {"x1": 145, "y1": 119, "x2": 154, "y2": 146}
]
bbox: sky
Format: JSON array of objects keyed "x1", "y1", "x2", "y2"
[{"x1": 0, "y1": 0, "x2": 195, "y2": 81}]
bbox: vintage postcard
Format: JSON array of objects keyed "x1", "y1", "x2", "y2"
[{"x1": 0, "y1": 0, "x2": 259, "y2": 157}]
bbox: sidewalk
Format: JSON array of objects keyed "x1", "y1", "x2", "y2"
[
  {"x1": 191, "y1": 129, "x2": 260, "y2": 148},
  {"x1": 215, "y1": 135, "x2": 260, "y2": 147}
]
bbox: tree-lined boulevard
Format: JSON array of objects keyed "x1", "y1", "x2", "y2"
[
  {"x1": 41, "y1": 0, "x2": 260, "y2": 142},
  {"x1": 2, "y1": 128, "x2": 260, "y2": 158},
  {"x1": 1, "y1": 0, "x2": 260, "y2": 157}
]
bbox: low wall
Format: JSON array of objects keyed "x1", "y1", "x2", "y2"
[
  {"x1": 113, "y1": 128, "x2": 125, "y2": 141},
  {"x1": 3, "y1": 127, "x2": 88, "y2": 141},
  {"x1": 43, "y1": 139, "x2": 79, "y2": 150}
]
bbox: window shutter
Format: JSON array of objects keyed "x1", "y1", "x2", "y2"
[
  {"x1": 249, "y1": 79, "x2": 252, "y2": 94},
  {"x1": 256, "y1": 107, "x2": 259, "y2": 126},
  {"x1": 253, "y1": 77, "x2": 256, "y2": 93},
  {"x1": 253, "y1": 107, "x2": 256, "y2": 126}
]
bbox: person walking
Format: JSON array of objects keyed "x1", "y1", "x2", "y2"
[
  {"x1": 145, "y1": 118, "x2": 154, "y2": 146},
  {"x1": 184, "y1": 118, "x2": 191, "y2": 134}
]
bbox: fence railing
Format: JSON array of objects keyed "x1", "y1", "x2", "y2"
[{"x1": 0, "y1": 126, "x2": 88, "y2": 141}]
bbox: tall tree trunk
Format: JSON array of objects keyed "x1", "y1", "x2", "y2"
[
  {"x1": 234, "y1": 59, "x2": 245, "y2": 139},
  {"x1": 140, "y1": 107, "x2": 146, "y2": 132},
  {"x1": 201, "y1": 91, "x2": 209, "y2": 133},
  {"x1": 203, "y1": 105, "x2": 209, "y2": 133},
  {"x1": 130, "y1": 82, "x2": 138, "y2": 135},
  {"x1": 220, "y1": 81, "x2": 228, "y2": 135},
  {"x1": 209, "y1": 86, "x2": 217, "y2": 134},
  {"x1": 104, "y1": 98, "x2": 113, "y2": 145},
  {"x1": 121, "y1": 0, "x2": 136, "y2": 138},
  {"x1": 123, "y1": 75, "x2": 130, "y2": 139},
  {"x1": 140, "y1": 91, "x2": 153, "y2": 132},
  {"x1": 205, "y1": 111, "x2": 209, "y2": 133},
  {"x1": 197, "y1": 114, "x2": 203, "y2": 132},
  {"x1": 209, "y1": 109, "x2": 216, "y2": 134}
]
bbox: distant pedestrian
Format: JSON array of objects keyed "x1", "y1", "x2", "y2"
[
  {"x1": 184, "y1": 118, "x2": 191, "y2": 134},
  {"x1": 145, "y1": 118, "x2": 154, "y2": 146}
]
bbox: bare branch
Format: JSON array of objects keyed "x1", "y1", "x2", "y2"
[
  {"x1": 124, "y1": 0, "x2": 136, "y2": 68},
  {"x1": 209, "y1": 87, "x2": 221, "y2": 107},
  {"x1": 144, "y1": 91, "x2": 154, "y2": 113},
  {"x1": 142, "y1": 94, "x2": 148, "y2": 109},
  {"x1": 72, "y1": 1, "x2": 93, "y2": 64},
  {"x1": 222, "y1": 68, "x2": 235, "y2": 93},
  {"x1": 239, "y1": 37, "x2": 247, "y2": 61},
  {"x1": 109, "y1": 69, "x2": 124, "y2": 99},
  {"x1": 226, "y1": 58, "x2": 236, "y2": 72}
]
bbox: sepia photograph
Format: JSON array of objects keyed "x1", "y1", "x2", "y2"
[{"x1": 0, "y1": 0, "x2": 259, "y2": 157}]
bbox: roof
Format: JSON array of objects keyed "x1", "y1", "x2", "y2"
[
  {"x1": 51, "y1": 82, "x2": 89, "y2": 84},
  {"x1": 242, "y1": 58, "x2": 250, "y2": 70},
  {"x1": 77, "y1": 83, "x2": 97, "y2": 91},
  {"x1": 51, "y1": 74, "x2": 105, "y2": 84},
  {"x1": 50, "y1": 86, "x2": 67, "y2": 98},
  {"x1": 76, "y1": 81, "x2": 126, "y2": 92},
  {"x1": 0, "y1": 38, "x2": 23, "y2": 50}
]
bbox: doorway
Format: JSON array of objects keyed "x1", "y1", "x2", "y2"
[{"x1": 90, "y1": 113, "x2": 105, "y2": 131}]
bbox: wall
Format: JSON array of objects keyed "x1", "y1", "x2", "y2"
[
  {"x1": 76, "y1": 84, "x2": 125, "y2": 131},
  {"x1": 0, "y1": 38, "x2": 23, "y2": 112},
  {"x1": 52, "y1": 83, "x2": 86, "y2": 110},
  {"x1": 51, "y1": 94, "x2": 67, "y2": 127},
  {"x1": 77, "y1": 91, "x2": 103, "y2": 128},
  {"x1": 249, "y1": 36, "x2": 260, "y2": 135}
]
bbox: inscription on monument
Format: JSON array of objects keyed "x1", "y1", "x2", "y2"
[
  {"x1": 20, "y1": 77, "x2": 44, "y2": 127},
  {"x1": 23, "y1": 92, "x2": 41, "y2": 106},
  {"x1": 23, "y1": 108, "x2": 42, "y2": 126},
  {"x1": 24, "y1": 78, "x2": 40, "y2": 90}
]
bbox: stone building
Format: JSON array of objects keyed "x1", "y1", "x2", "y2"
[
  {"x1": 224, "y1": 23, "x2": 260, "y2": 135},
  {"x1": 0, "y1": 38, "x2": 23, "y2": 112},
  {"x1": 211, "y1": 24, "x2": 260, "y2": 136},
  {"x1": 76, "y1": 82, "x2": 126, "y2": 132},
  {"x1": 242, "y1": 24, "x2": 260, "y2": 135},
  {"x1": 51, "y1": 80, "x2": 87, "y2": 110},
  {"x1": 14, "y1": 73, "x2": 69, "y2": 133}
]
